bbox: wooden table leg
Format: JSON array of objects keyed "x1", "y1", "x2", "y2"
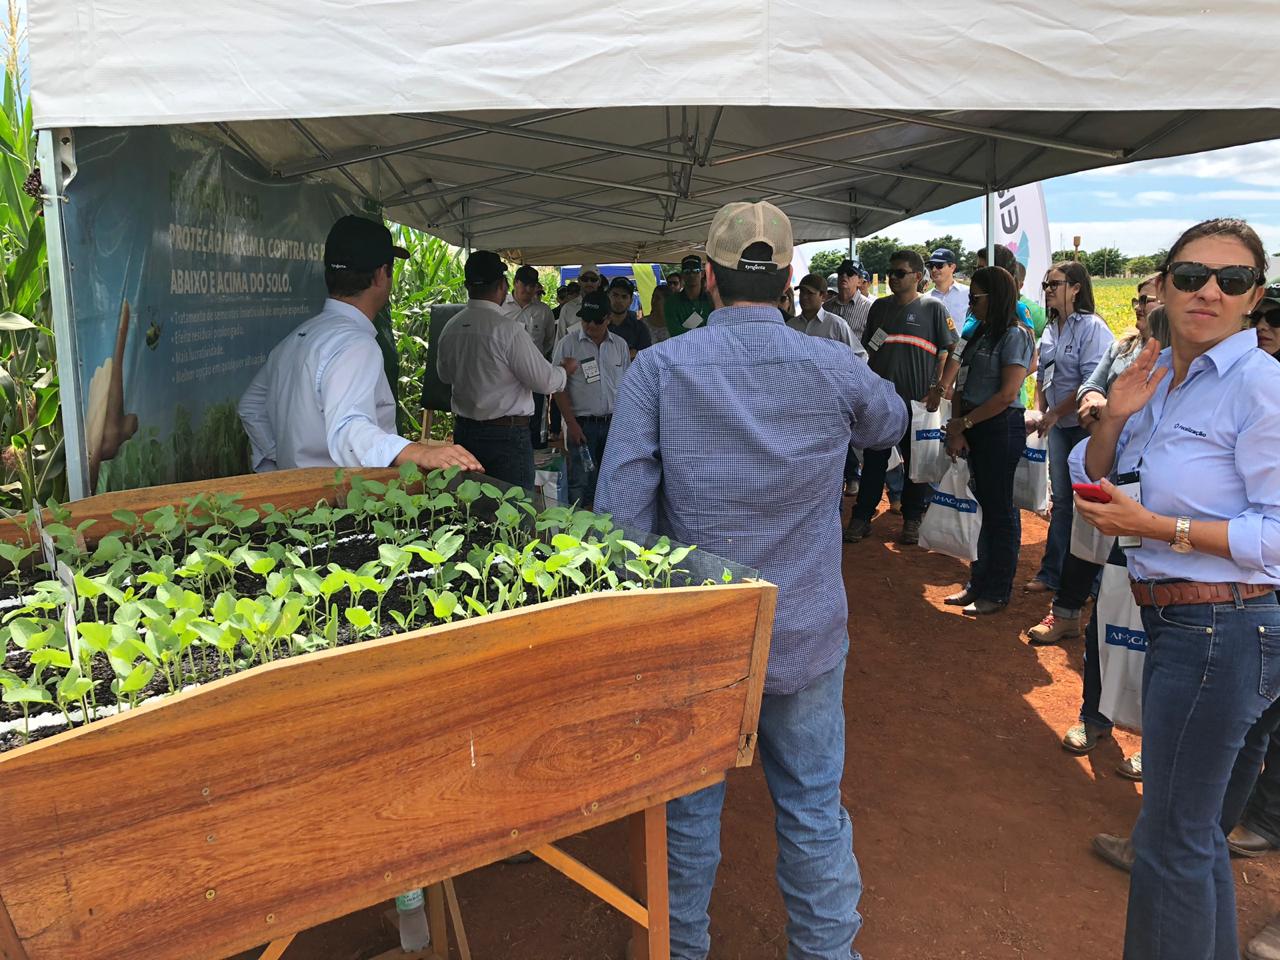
[
  {"x1": 426, "y1": 883, "x2": 449, "y2": 959},
  {"x1": 258, "y1": 934, "x2": 296, "y2": 960},
  {"x1": 629, "y1": 803, "x2": 670, "y2": 960}
]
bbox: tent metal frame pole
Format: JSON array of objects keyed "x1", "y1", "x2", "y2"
[
  {"x1": 276, "y1": 108, "x2": 582, "y2": 179},
  {"x1": 985, "y1": 139, "x2": 997, "y2": 266},
  {"x1": 429, "y1": 189, "x2": 668, "y2": 230},
  {"x1": 37, "y1": 127, "x2": 90, "y2": 500},
  {"x1": 709, "y1": 115, "x2": 923, "y2": 166},
  {"x1": 688, "y1": 166, "x2": 905, "y2": 215},
  {"x1": 861, "y1": 110, "x2": 1126, "y2": 161},
  {"x1": 288, "y1": 119, "x2": 373, "y2": 202},
  {"x1": 698, "y1": 107, "x2": 725, "y2": 167},
  {"x1": 461, "y1": 197, "x2": 472, "y2": 257},
  {"x1": 711, "y1": 136, "x2": 983, "y2": 190},
  {"x1": 409, "y1": 113, "x2": 696, "y2": 166},
  {"x1": 215, "y1": 122, "x2": 270, "y2": 173}
]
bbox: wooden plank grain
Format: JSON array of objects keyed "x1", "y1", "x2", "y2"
[
  {"x1": 0, "y1": 894, "x2": 29, "y2": 960},
  {"x1": 0, "y1": 584, "x2": 770, "y2": 960}
]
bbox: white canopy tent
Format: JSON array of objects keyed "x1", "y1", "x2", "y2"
[
  {"x1": 29, "y1": 0, "x2": 1280, "y2": 264},
  {"x1": 24, "y1": 0, "x2": 1280, "y2": 499}
]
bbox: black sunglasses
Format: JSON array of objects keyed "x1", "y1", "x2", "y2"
[
  {"x1": 1165, "y1": 261, "x2": 1262, "y2": 297},
  {"x1": 887, "y1": 268, "x2": 915, "y2": 280},
  {"x1": 1041, "y1": 279, "x2": 1069, "y2": 291},
  {"x1": 1250, "y1": 309, "x2": 1280, "y2": 328}
]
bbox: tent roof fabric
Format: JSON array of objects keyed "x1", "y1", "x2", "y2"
[{"x1": 29, "y1": 2, "x2": 1280, "y2": 263}]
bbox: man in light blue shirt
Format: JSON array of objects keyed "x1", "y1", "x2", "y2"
[
  {"x1": 597, "y1": 201, "x2": 905, "y2": 960},
  {"x1": 239, "y1": 216, "x2": 480, "y2": 475},
  {"x1": 926, "y1": 248, "x2": 969, "y2": 327}
]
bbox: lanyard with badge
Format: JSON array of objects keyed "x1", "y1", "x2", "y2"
[{"x1": 581, "y1": 358, "x2": 601, "y2": 384}]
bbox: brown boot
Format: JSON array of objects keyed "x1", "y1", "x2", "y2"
[{"x1": 1027, "y1": 612, "x2": 1082, "y2": 645}]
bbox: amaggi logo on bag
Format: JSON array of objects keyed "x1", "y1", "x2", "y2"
[
  {"x1": 915, "y1": 428, "x2": 945, "y2": 442},
  {"x1": 1022, "y1": 447, "x2": 1047, "y2": 463},
  {"x1": 1105, "y1": 624, "x2": 1148, "y2": 651},
  {"x1": 931, "y1": 491, "x2": 978, "y2": 513}
]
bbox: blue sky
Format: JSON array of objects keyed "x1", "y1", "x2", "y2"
[{"x1": 800, "y1": 140, "x2": 1280, "y2": 264}]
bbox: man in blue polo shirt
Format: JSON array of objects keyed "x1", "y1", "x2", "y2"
[{"x1": 596, "y1": 201, "x2": 905, "y2": 960}]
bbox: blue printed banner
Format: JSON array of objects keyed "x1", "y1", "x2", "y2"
[
  {"x1": 915, "y1": 428, "x2": 945, "y2": 442},
  {"x1": 931, "y1": 491, "x2": 979, "y2": 514},
  {"x1": 1105, "y1": 624, "x2": 1149, "y2": 652},
  {"x1": 1022, "y1": 446, "x2": 1047, "y2": 463},
  {"x1": 61, "y1": 126, "x2": 364, "y2": 493}
]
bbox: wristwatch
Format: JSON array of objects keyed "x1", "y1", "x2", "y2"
[
  {"x1": 961, "y1": 416, "x2": 974, "y2": 430},
  {"x1": 1170, "y1": 516, "x2": 1193, "y2": 554}
]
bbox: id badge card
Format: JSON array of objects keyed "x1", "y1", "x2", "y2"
[
  {"x1": 867, "y1": 327, "x2": 888, "y2": 351},
  {"x1": 581, "y1": 358, "x2": 601, "y2": 384},
  {"x1": 683, "y1": 311, "x2": 704, "y2": 330},
  {"x1": 1115, "y1": 470, "x2": 1142, "y2": 548}
]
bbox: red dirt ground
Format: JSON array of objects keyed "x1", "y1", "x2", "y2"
[{"x1": 241, "y1": 504, "x2": 1280, "y2": 960}]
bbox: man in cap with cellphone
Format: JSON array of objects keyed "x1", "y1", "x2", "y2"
[
  {"x1": 663, "y1": 254, "x2": 716, "y2": 337},
  {"x1": 597, "y1": 201, "x2": 905, "y2": 960},
  {"x1": 437, "y1": 251, "x2": 578, "y2": 489},
  {"x1": 239, "y1": 215, "x2": 481, "y2": 475},
  {"x1": 824, "y1": 257, "x2": 874, "y2": 343}
]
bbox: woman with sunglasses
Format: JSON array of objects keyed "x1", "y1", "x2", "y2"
[
  {"x1": 1026, "y1": 260, "x2": 1115, "y2": 594},
  {"x1": 1254, "y1": 285, "x2": 1280, "y2": 359},
  {"x1": 941, "y1": 266, "x2": 1034, "y2": 614},
  {"x1": 1071, "y1": 218, "x2": 1280, "y2": 960}
]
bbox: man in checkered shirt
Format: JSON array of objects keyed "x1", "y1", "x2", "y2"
[{"x1": 596, "y1": 201, "x2": 906, "y2": 960}]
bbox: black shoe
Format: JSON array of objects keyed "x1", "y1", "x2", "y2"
[{"x1": 944, "y1": 589, "x2": 976, "y2": 606}]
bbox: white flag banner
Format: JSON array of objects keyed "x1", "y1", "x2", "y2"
[{"x1": 987, "y1": 183, "x2": 1051, "y2": 306}]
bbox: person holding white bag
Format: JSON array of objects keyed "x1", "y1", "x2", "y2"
[
  {"x1": 1071, "y1": 219, "x2": 1280, "y2": 960},
  {"x1": 939, "y1": 266, "x2": 1033, "y2": 615}
]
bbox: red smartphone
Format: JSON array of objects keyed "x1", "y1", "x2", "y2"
[{"x1": 1073, "y1": 482, "x2": 1111, "y2": 504}]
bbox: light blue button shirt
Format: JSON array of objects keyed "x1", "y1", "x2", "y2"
[
  {"x1": 929, "y1": 282, "x2": 969, "y2": 327},
  {"x1": 1037, "y1": 312, "x2": 1114, "y2": 427},
  {"x1": 1069, "y1": 329, "x2": 1280, "y2": 585}
]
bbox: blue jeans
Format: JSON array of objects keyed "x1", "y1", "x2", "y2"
[
  {"x1": 1220, "y1": 679, "x2": 1280, "y2": 841},
  {"x1": 1125, "y1": 590, "x2": 1280, "y2": 960},
  {"x1": 452, "y1": 418, "x2": 535, "y2": 491},
  {"x1": 666, "y1": 659, "x2": 862, "y2": 960},
  {"x1": 565, "y1": 417, "x2": 609, "y2": 508},
  {"x1": 964, "y1": 408, "x2": 1024, "y2": 604},
  {"x1": 886, "y1": 465, "x2": 904, "y2": 503},
  {"x1": 1079, "y1": 605, "x2": 1111, "y2": 728},
  {"x1": 1034, "y1": 423, "x2": 1088, "y2": 590}
]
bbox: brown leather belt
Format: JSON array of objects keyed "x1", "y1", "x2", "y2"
[
  {"x1": 1130, "y1": 580, "x2": 1276, "y2": 608},
  {"x1": 458, "y1": 415, "x2": 530, "y2": 427}
]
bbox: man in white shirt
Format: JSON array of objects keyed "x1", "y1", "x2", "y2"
[
  {"x1": 796, "y1": 273, "x2": 867, "y2": 360},
  {"x1": 555, "y1": 263, "x2": 604, "y2": 342},
  {"x1": 437, "y1": 251, "x2": 578, "y2": 490},
  {"x1": 926, "y1": 247, "x2": 970, "y2": 327},
  {"x1": 823, "y1": 258, "x2": 873, "y2": 343},
  {"x1": 503, "y1": 264, "x2": 558, "y2": 450},
  {"x1": 550, "y1": 291, "x2": 630, "y2": 508},
  {"x1": 239, "y1": 215, "x2": 480, "y2": 475}
]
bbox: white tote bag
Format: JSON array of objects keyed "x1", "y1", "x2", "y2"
[
  {"x1": 919, "y1": 458, "x2": 982, "y2": 562},
  {"x1": 1097, "y1": 562, "x2": 1147, "y2": 731},
  {"x1": 1070, "y1": 514, "x2": 1115, "y2": 566},
  {"x1": 908, "y1": 398, "x2": 951, "y2": 485},
  {"x1": 1013, "y1": 433, "x2": 1049, "y2": 513}
]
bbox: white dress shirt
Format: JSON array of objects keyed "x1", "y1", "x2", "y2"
[
  {"x1": 551, "y1": 327, "x2": 631, "y2": 418},
  {"x1": 928, "y1": 282, "x2": 970, "y2": 326},
  {"x1": 801, "y1": 308, "x2": 868, "y2": 361},
  {"x1": 238, "y1": 298, "x2": 410, "y2": 472},
  {"x1": 502, "y1": 293, "x2": 557, "y2": 358},
  {"x1": 437, "y1": 298, "x2": 568, "y2": 421},
  {"x1": 556, "y1": 296, "x2": 584, "y2": 342}
]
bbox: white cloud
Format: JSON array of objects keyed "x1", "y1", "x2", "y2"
[
  {"x1": 1132, "y1": 191, "x2": 1178, "y2": 206},
  {"x1": 799, "y1": 216, "x2": 1280, "y2": 259},
  {"x1": 1079, "y1": 141, "x2": 1280, "y2": 187}
]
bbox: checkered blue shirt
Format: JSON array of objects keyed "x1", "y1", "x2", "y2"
[{"x1": 596, "y1": 305, "x2": 907, "y2": 695}]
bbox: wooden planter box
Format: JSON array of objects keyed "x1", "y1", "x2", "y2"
[{"x1": 0, "y1": 469, "x2": 776, "y2": 960}]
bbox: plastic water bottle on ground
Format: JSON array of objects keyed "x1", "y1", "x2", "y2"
[{"x1": 395, "y1": 888, "x2": 430, "y2": 952}]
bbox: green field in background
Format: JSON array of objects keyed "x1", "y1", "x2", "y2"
[{"x1": 1092, "y1": 277, "x2": 1141, "y2": 336}]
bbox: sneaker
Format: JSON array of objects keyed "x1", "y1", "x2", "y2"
[
  {"x1": 1027, "y1": 613, "x2": 1082, "y2": 645},
  {"x1": 1116, "y1": 751, "x2": 1142, "y2": 781},
  {"x1": 1247, "y1": 911, "x2": 1280, "y2": 960},
  {"x1": 898, "y1": 519, "x2": 921, "y2": 545},
  {"x1": 1092, "y1": 833, "x2": 1135, "y2": 873},
  {"x1": 962, "y1": 599, "x2": 1007, "y2": 615},
  {"x1": 843, "y1": 518, "x2": 872, "y2": 543},
  {"x1": 1062, "y1": 722, "x2": 1111, "y2": 754}
]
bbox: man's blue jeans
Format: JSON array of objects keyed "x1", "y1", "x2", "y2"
[
  {"x1": 1034, "y1": 423, "x2": 1088, "y2": 590},
  {"x1": 666, "y1": 659, "x2": 862, "y2": 960},
  {"x1": 565, "y1": 417, "x2": 609, "y2": 509},
  {"x1": 1125, "y1": 591, "x2": 1280, "y2": 960}
]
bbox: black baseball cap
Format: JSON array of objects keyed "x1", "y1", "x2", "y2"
[
  {"x1": 680, "y1": 255, "x2": 703, "y2": 273},
  {"x1": 608, "y1": 276, "x2": 634, "y2": 293},
  {"x1": 464, "y1": 250, "x2": 507, "y2": 285},
  {"x1": 513, "y1": 264, "x2": 539, "y2": 285},
  {"x1": 578, "y1": 290, "x2": 610, "y2": 324},
  {"x1": 927, "y1": 248, "x2": 957, "y2": 266},
  {"x1": 324, "y1": 215, "x2": 409, "y2": 271},
  {"x1": 836, "y1": 258, "x2": 860, "y2": 276}
]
